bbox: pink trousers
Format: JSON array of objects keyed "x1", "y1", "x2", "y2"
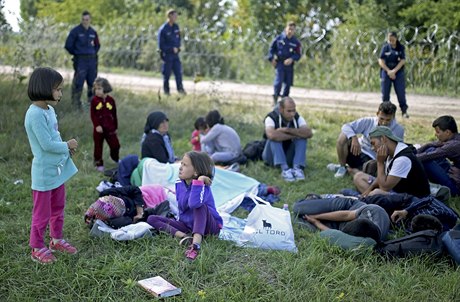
[{"x1": 29, "y1": 184, "x2": 66, "y2": 249}]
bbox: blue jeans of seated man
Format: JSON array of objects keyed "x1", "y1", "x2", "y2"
[
  {"x1": 422, "y1": 159, "x2": 459, "y2": 196},
  {"x1": 292, "y1": 198, "x2": 364, "y2": 230},
  {"x1": 262, "y1": 138, "x2": 307, "y2": 168}
]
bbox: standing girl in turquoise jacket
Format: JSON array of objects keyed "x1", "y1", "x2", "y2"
[{"x1": 24, "y1": 67, "x2": 79, "y2": 264}]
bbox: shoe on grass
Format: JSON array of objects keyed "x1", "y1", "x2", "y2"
[
  {"x1": 430, "y1": 183, "x2": 451, "y2": 202},
  {"x1": 327, "y1": 163, "x2": 341, "y2": 172},
  {"x1": 292, "y1": 168, "x2": 305, "y2": 181},
  {"x1": 281, "y1": 169, "x2": 295, "y2": 182},
  {"x1": 31, "y1": 247, "x2": 56, "y2": 264},
  {"x1": 49, "y1": 239, "x2": 78, "y2": 255},
  {"x1": 96, "y1": 166, "x2": 105, "y2": 173},
  {"x1": 185, "y1": 243, "x2": 200, "y2": 261},
  {"x1": 334, "y1": 166, "x2": 347, "y2": 178}
]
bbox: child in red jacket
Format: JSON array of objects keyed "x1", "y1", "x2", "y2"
[
  {"x1": 190, "y1": 117, "x2": 206, "y2": 151},
  {"x1": 90, "y1": 77, "x2": 120, "y2": 172}
]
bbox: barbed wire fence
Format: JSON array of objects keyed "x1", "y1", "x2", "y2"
[{"x1": 0, "y1": 20, "x2": 458, "y2": 95}]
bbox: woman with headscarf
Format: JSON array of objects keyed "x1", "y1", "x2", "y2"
[{"x1": 141, "y1": 111, "x2": 176, "y2": 163}]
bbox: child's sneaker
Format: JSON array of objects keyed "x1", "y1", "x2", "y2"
[
  {"x1": 49, "y1": 239, "x2": 78, "y2": 255},
  {"x1": 185, "y1": 243, "x2": 200, "y2": 261},
  {"x1": 31, "y1": 247, "x2": 56, "y2": 264},
  {"x1": 281, "y1": 169, "x2": 295, "y2": 182},
  {"x1": 96, "y1": 166, "x2": 105, "y2": 173},
  {"x1": 327, "y1": 163, "x2": 341, "y2": 172}
]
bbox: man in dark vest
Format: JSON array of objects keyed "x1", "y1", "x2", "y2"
[
  {"x1": 262, "y1": 97, "x2": 313, "y2": 182},
  {"x1": 353, "y1": 126, "x2": 430, "y2": 197}
]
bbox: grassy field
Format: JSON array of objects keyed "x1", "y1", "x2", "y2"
[{"x1": 0, "y1": 76, "x2": 459, "y2": 302}]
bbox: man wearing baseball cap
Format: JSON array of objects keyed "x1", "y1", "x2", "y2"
[{"x1": 352, "y1": 126, "x2": 430, "y2": 197}]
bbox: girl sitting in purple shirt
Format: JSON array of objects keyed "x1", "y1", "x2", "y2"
[{"x1": 147, "y1": 151, "x2": 222, "y2": 261}]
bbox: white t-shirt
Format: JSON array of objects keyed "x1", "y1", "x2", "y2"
[
  {"x1": 385, "y1": 142, "x2": 412, "y2": 178},
  {"x1": 264, "y1": 115, "x2": 307, "y2": 129}
]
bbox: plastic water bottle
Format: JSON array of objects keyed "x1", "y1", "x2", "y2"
[{"x1": 283, "y1": 204, "x2": 289, "y2": 211}]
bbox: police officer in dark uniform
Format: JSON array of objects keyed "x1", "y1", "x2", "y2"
[
  {"x1": 378, "y1": 32, "x2": 409, "y2": 118},
  {"x1": 268, "y1": 21, "x2": 302, "y2": 105},
  {"x1": 158, "y1": 9, "x2": 186, "y2": 96},
  {"x1": 65, "y1": 11, "x2": 100, "y2": 110}
]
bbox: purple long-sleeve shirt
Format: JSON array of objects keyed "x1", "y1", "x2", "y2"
[{"x1": 175, "y1": 179, "x2": 223, "y2": 230}]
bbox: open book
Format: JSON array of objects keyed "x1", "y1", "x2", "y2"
[{"x1": 137, "y1": 276, "x2": 181, "y2": 298}]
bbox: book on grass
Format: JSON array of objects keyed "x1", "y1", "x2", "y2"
[{"x1": 137, "y1": 276, "x2": 181, "y2": 298}]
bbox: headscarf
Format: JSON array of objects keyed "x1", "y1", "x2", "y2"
[
  {"x1": 144, "y1": 111, "x2": 168, "y2": 134},
  {"x1": 84, "y1": 195, "x2": 126, "y2": 222},
  {"x1": 141, "y1": 111, "x2": 175, "y2": 163}
]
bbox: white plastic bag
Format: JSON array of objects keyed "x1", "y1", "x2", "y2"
[{"x1": 239, "y1": 195, "x2": 297, "y2": 252}]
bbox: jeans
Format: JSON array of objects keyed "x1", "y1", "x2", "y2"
[
  {"x1": 292, "y1": 197, "x2": 364, "y2": 230},
  {"x1": 423, "y1": 159, "x2": 459, "y2": 196},
  {"x1": 262, "y1": 138, "x2": 307, "y2": 168}
]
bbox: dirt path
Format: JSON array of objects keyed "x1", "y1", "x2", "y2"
[{"x1": 2, "y1": 65, "x2": 459, "y2": 117}]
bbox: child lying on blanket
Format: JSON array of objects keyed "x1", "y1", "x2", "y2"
[{"x1": 84, "y1": 184, "x2": 169, "y2": 228}]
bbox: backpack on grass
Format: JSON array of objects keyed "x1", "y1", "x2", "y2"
[
  {"x1": 376, "y1": 229, "x2": 443, "y2": 258},
  {"x1": 243, "y1": 140, "x2": 266, "y2": 161},
  {"x1": 441, "y1": 229, "x2": 460, "y2": 265}
]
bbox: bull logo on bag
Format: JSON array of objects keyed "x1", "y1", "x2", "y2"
[
  {"x1": 256, "y1": 219, "x2": 286, "y2": 236},
  {"x1": 262, "y1": 219, "x2": 272, "y2": 229}
]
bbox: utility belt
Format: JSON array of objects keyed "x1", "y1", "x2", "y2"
[
  {"x1": 274, "y1": 55, "x2": 287, "y2": 62},
  {"x1": 157, "y1": 49, "x2": 180, "y2": 61}
]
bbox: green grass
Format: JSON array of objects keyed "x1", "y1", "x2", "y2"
[{"x1": 1, "y1": 76, "x2": 460, "y2": 301}]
